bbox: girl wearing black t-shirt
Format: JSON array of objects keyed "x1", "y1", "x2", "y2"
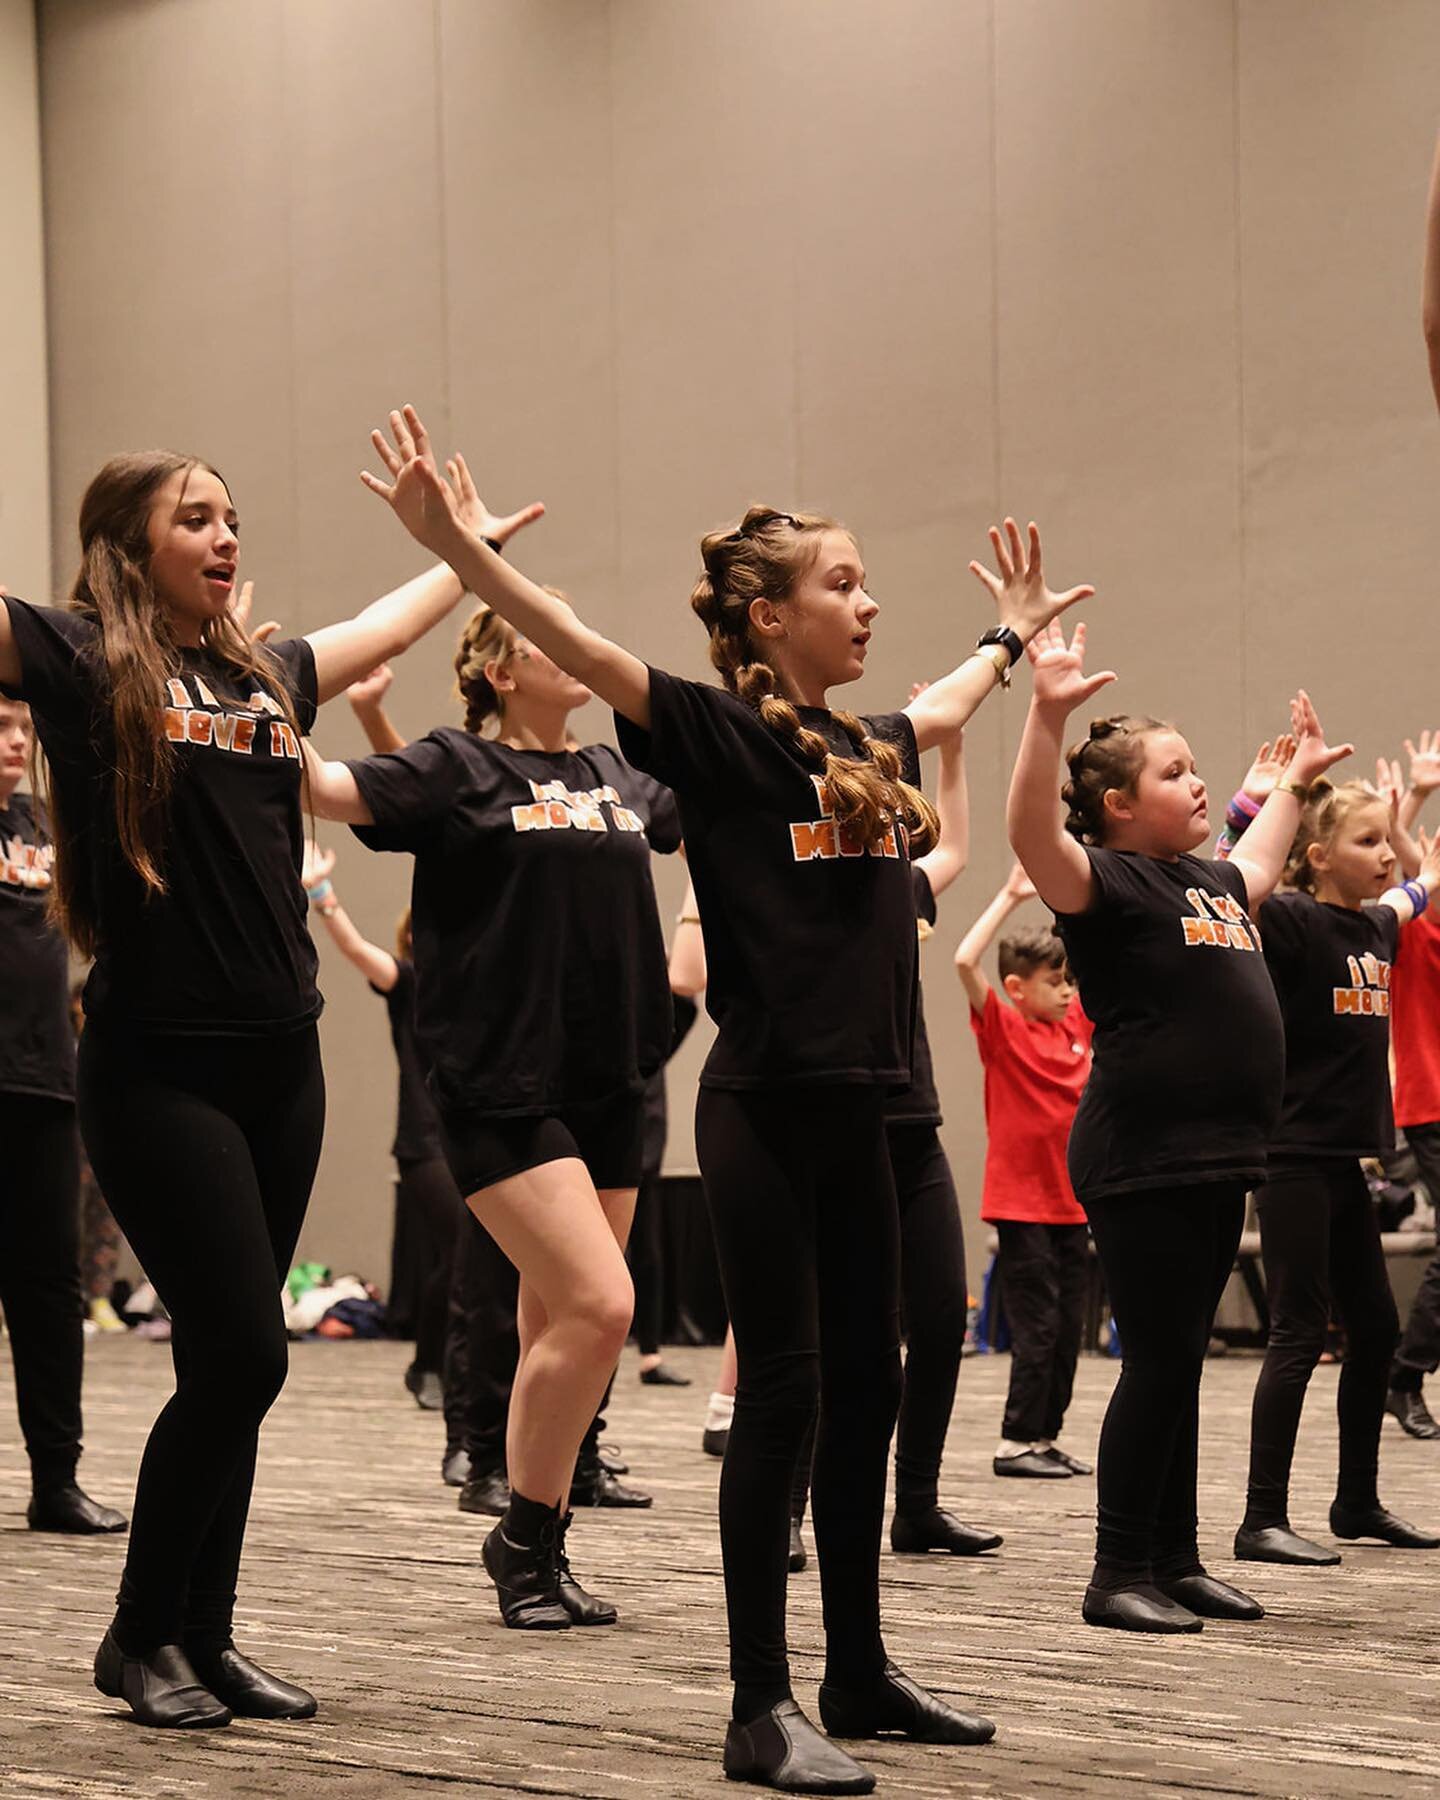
[
  {"x1": 355, "y1": 411, "x2": 1092, "y2": 1794},
  {"x1": 0, "y1": 440, "x2": 541, "y2": 1729},
  {"x1": 1233, "y1": 782, "x2": 1440, "y2": 1566},
  {"x1": 305, "y1": 590, "x2": 682, "y2": 1635},
  {"x1": 1008, "y1": 618, "x2": 1350, "y2": 1636},
  {"x1": 0, "y1": 697, "x2": 127, "y2": 1540}
]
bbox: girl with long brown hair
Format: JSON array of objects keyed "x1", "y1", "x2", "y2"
[
  {"x1": 350, "y1": 407, "x2": 1088, "y2": 1795},
  {"x1": 0, "y1": 438, "x2": 540, "y2": 1729}
]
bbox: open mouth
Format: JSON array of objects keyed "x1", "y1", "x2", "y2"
[
  {"x1": 853, "y1": 632, "x2": 871, "y2": 652},
  {"x1": 205, "y1": 566, "x2": 235, "y2": 589}
]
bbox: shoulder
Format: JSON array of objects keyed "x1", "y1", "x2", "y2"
[
  {"x1": 860, "y1": 710, "x2": 919, "y2": 783},
  {"x1": 910, "y1": 863, "x2": 937, "y2": 925}
]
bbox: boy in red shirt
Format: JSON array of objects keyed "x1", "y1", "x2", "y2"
[{"x1": 955, "y1": 864, "x2": 1095, "y2": 1478}]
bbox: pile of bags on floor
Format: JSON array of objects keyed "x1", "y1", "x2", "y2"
[{"x1": 282, "y1": 1263, "x2": 387, "y2": 1339}]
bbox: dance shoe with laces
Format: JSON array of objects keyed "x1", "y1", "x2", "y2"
[
  {"x1": 187, "y1": 1645, "x2": 317, "y2": 1718},
  {"x1": 93, "y1": 1630, "x2": 231, "y2": 1728},
  {"x1": 818, "y1": 1660, "x2": 996, "y2": 1745},
  {"x1": 723, "y1": 1700, "x2": 876, "y2": 1794},
  {"x1": 890, "y1": 1506, "x2": 1003, "y2": 1556},
  {"x1": 1328, "y1": 1502, "x2": 1440, "y2": 1548},
  {"x1": 481, "y1": 1508, "x2": 570, "y2": 1629},
  {"x1": 555, "y1": 1512, "x2": 618, "y2": 1625}
]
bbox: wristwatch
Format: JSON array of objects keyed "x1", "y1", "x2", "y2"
[{"x1": 976, "y1": 626, "x2": 1024, "y2": 668}]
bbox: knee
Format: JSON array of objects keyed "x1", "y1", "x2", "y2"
[
  {"x1": 210, "y1": 1332, "x2": 289, "y2": 1420},
  {"x1": 736, "y1": 1349, "x2": 820, "y2": 1434},
  {"x1": 1347, "y1": 1302, "x2": 1401, "y2": 1367},
  {"x1": 1266, "y1": 1313, "x2": 1327, "y2": 1364},
  {"x1": 573, "y1": 1276, "x2": 634, "y2": 1363}
]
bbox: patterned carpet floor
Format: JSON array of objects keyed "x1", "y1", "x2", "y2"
[{"x1": 0, "y1": 1336, "x2": 1436, "y2": 1798}]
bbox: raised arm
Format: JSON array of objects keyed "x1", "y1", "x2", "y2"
[
  {"x1": 307, "y1": 422, "x2": 545, "y2": 705},
  {"x1": 302, "y1": 842, "x2": 399, "y2": 991},
  {"x1": 1424, "y1": 131, "x2": 1440, "y2": 412},
  {"x1": 954, "y1": 863, "x2": 1035, "y2": 1014},
  {"x1": 1005, "y1": 620, "x2": 1117, "y2": 915},
  {"x1": 1214, "y1": 733, "x2": 1296, "y2": 860},
  {"x1": 913, "y1": 729, "x2": 969, "y2": 900},
  {"x1": 347, "y1": 663, "x2": 406, "y2": 754},
  {"x1": 360, "y1": 407, "x2": 652, "y2": 728},
  {"x1": 1398, "y1": 727, "x2": 1440, "y2": 844},
  {"x1": 1227, "y1": 690, "x2": 1353, "y2": 910},
  {"x1": 904, "y1": 519, "x2": 1095, "y2": 754},
  {"x1": 302, "y1": 740, "x2": 373, "y2": 826}
]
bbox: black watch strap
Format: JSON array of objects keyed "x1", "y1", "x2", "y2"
[
  {"x1": 481, "y1": 535, "x2": 504, "y2": 556},
  {"x1": 977, "y1": 626, "x2": 1023, "y2": 668}
]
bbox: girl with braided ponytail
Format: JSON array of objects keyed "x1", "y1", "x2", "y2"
[
  {"x1": 352, "y1": 409, "x2": 1092, "y2": 1794},
  {"x1": 1008, "y1": 618, "x2": 1352, "y2": 1637}
]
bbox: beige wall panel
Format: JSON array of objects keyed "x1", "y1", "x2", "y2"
[
  {"x1": 1237, "y1": 0, "x2": 1440, "y2": 762},
  {"x1": 39, "y1": 0, "x2": 297, "y2": 601},
  {"x1": 278, "y1": 0, "x2": 453, "y2": 1272},
  {"x1": 0, "y1": 0, "x2": 52, "y2": 604}
]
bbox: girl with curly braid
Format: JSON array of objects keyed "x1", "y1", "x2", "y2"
[
  {"x1": 1007, "y1": 617, "x2": 1351, "y2": 1637},
  {"x1": 345, "y1": 406, "x2": 1092, "y2": 1795}
]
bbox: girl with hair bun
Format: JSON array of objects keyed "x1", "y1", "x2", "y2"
[
  {"x1": 1007, "y1": 618, "x2": 1350, "y2": 1637},
  {"x1": 1228, "y1": 779, "x2": 1440, "y2": 1566},
  {"x1": 354, "y1": 405, "x2": 1092, "y2": 1794},
  {"x1": 0, "y1": 436, "x2": 541, "y2": 1728},
  {"x1": 304, "y1": 508, "x2": 682, "y2": 1638}
]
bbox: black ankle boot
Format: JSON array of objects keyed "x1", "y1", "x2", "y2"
[
  {"x1": 723, "y1": 1699, "x2": 876, "y2": 1793},
  {"x1": 555, "y1": 1512, "x2": 618, "y2": 1625},
  {"x1": 29, "y1": 1480, "x2": 127, "y2": 1535},
  {"x1": 186, "y1": 1644, "x2": 317, "y2": 1718},
  {"x1": 890, "y1": 1507, "x2": 1004, "y2": 1556},
  {"x1": 818, "y1": 1660, "x2": 995, "y2": 1746},
  {"x1": 93, "y1": 1628, "x2": 231, "y2": 1729},
  {"x1": 481, "y1": 1497, "x2": 570, "y2": 1629}
]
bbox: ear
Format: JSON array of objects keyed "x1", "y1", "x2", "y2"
[
  {"x1": 484, "y1": 655, "x2": 515, "y2": 695},
  {"x1": 1001, "y1": 971, "x2": 1026, "y2": 1003},
  {"x1": 747, "y1": 595, "x2": 787, "y2": 642},
  {"x1": 1305, "y1": 838, "x2": 1329, "y2": 876},
  {"x1": 1101, "y1": 786, "x2": 1134, "y2": 826}
]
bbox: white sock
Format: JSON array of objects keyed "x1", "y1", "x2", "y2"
[
  {"x1": 705, "y1": 1391, "x2": 735, "y2": 1433},
  {"x1": 995, "y1": 1438, "x2": 1032, "y2": 1460}
]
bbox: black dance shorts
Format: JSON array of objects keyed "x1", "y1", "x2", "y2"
[{"x1": 441, "y1": 1094, "x2": 646, "y2": 1198}]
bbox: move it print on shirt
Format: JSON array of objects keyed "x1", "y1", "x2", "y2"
[
  {"x1": 1334, "y1": 951, "x2": 1390, "y2": 1017},
  {"x1": 790, "y1": 775, "x2": 904, "y2": 863},
  {"x1": 0, "y1": 834, "x2": 53, "y2": 891},
  {"x1": 510, "y1": 779, "x2": 646, "y2": 835},
  {"x1": 162, "y1": 675, "x2": 301, "y2": 762},
  {"x1": 1181, "y1": 886, "x2": 1261, "y2": 951}
]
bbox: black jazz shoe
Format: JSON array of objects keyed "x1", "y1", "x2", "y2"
[
  {"x1": 723, "y1": 1699, "x2": 876, "y2": 1794},
  {"x1": 1081, "y1": 1583, "x2": 1202, "y2": 1633},
  {"x1": 28, "y1": 1481, "x2": 127, "y2": 1534},
  {"x1": 481, "y1": 1514, "x2": 571, "y2": 1629},
  {"x1": 1329, "y1": 1502, "x2": 1440, "y2": 1548},
  {"x1": 555, "y1": 1512, "x2": 618, "y2": 1626},
  {"x1": 1157, "y1": 1573, "x2": 1263, "y2": 1620},
  {"x1": 640, "y1": 1364, "x2": 692, "y2": 1387},
  {"x1": 890, "y1": 1507, "x2": 1003, "y2": 1556},
  {"x1": 458, "y1": 1467, "x2": 511, "y2": 1517},
  {"x1": 788, "y1": 1518, "x2": 807, "y2": 1573},
  {"x1": 441, "y1": 1448, "x2": 471, "y2": 1487},
  {"x1": 93, "y1": 1630, "x2": 231, "y2": 1729},
  {"x1": 818, "y1": 1660, "x2": 996, "y2": 1745},
  {"x1": 1386, "y1": 1388, "x2": 1440, "y2": 1440},
  {"x1": 569, "y1": 1460, "x2": 653, "y2": 1509},
  {"x1": 187, "y1": 1645, "x2": 317, "y2": 1718},
  {"x1": 1233, "y1": 1523, "x2": 1341, "y2": 1566}
]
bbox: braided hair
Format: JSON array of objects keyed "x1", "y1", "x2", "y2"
[
  {"x1": 453, "y1": 588, "x2": 574, "y2": 736},
  {"x1": 1280, "y1": 779, "x2": 1386, "y2": 895},
  {"x1": 690, "y1": 506, "x2": 938, "y2": 855},
  {"x1": 1061, "y1": 714, "x2": 1167, "y2": 845}
]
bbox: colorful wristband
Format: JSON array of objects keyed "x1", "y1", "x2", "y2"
[
  {"x1": 1228, "y1": 788, "x2": 1261, "y2": 821},
  {"x1": 306, "y1": 878, "x2": 333, "y2": 906},
  {"x1": 1403, "y1": 879, "x2": 1429, "y2": 918}
]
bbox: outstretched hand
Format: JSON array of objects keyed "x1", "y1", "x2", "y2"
[
  {"x1": 448, "y1": 453, "x2": 545, "y2": 550},
  {"x1": 1287, "y1": 690, "x2": 1352, "y2": 787},
  {"x1": 361, "y1": 405, "x2": 470, "y2": 558},
  {"x1": 347, "y1": 663, "x2": 394, "y2": 712},
  {"x1": 1418, "y1": 826, "x2": 1440, "y2": 892},
  {"x1": 1025, "y1": 620, "x2": 1117, "y2": 717},
  {"x1": 231, "y1": 580, "x2": 280, "y2": 645},
  {"x1": 1240, "y1": 733, "x2": 1297, "y2": 803},
  {"x1": 1404, "y1": 727, "x2": 1440, "y2": 797},
  {"x1": 1004, "y1": 860, "x2": 1037, "y2": 903},
  {"x1": 968, "y1": 518, "x2": 1095, "y2": 646}
]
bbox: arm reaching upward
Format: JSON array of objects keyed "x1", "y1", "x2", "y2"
[
  {"x1": 954, "y1": 863, "x2": 1036, "y2": 1014},
  {"x1": 301, "y1": 842, "x2": 399, "y2": 990},
  {"x1": 914, "y1": 728, "x2": 969, "y2": 900},
  {"x1": 1227, "y1": 690, "x2": 1353, "y2": 911}
]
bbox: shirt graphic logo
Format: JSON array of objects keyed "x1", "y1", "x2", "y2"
[
  {"x1": 162, "y1": 675, "x2": 300, "y2": 762},
  {"x1": 0, "y1": 834, "x2": 53, "y2": 891},
  {"x1": 1334, "y1": 951, "x2": 1390, "y2": 1017},
  {"x1": 791, "y1": 775, "x2": 902, "y2": 863},
  {"x1": 510, "y1": 779, "x2": 645, "y2": 835},
  {"x1": 1181, "y1": 886, "x2": 1261, "y2": 952}
]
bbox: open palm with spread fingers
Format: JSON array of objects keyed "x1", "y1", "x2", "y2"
[
  {"x1": 1405, "y1": 728, "x2": 1440, "y2": 796},
  {"x1": 1026, "y1": 620, "x2": 1117, "y2": 717},
  {"x1": 1287, "y1": 689, "x2": 1352, "y2": 787},
  {"x1": 968, "y1": 519, "x2": 1095, "y2": 645},
  {"x1": 446, "y1": 451, "x2": 545, "y2": 549},
  {"x1": 360, "y1": 405, "x2": 541, "y2": 563}
]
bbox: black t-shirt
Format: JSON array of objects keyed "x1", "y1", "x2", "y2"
[
  {"x1": 1258, "y1": 890, "x2": 1400, "y2": 1166},
  {"x1": 885, "y1": 865, "x2": 942, "y2": 1128},
  {"x1": 1, "y1": 597, "x2": 321, "y2": 1034},
  {"x1": 350, "y1": 731, "x2": 679, "y2": 1119},
  {"x1": 1055, "y1": 847, "x2": 1285, "y2": 1200},
  {"x1": 0, "y1": 793, "x2": 75, "y2": 1101},
  {"x1": 639, "y1": 992, "x2": 700, "y2": 1177},
  {"x1": 372, "y1": 959, "x2": 446, "y2": 1166},
  {"x1": 615, "y1": 668, "x2": 920, "y2": 1090}
]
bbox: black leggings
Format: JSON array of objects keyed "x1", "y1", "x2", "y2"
[
  {"x1": 1392, "y1": 1120, "x2": 1440, "y2": 1390},
  {"x1": 1244, "y1": 1163, "x2": 1398, "y2": 1525},
  {"x1": 791, "y1": 1122, "x2": 967, "y2": 1522},
  {"x1": 696, "y1": 1085, "x2": 901, "y2": 1716},
  {"x1": 1084, "y1": 1182, "x2": 1245, "y2": 1582},
  {"x1": 996, "y1": 1221, "x2": 1089, "y2": 1444},
  {"x1": 0, "y1": 1094, "x2": 84, "y2": 1488},
  {"x1": 399, "y1": 1156, "x2": 466, "y2": 1379},
  {"x1": 627, "y1": 1169, "x2": 665, "y2": 1357},
  {"x1": 77, "y1": 1023, "x2": 325, "y2": 1653}
]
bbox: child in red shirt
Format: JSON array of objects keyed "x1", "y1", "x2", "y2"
[{"x1": 955, "y1": 863, "x2": 1094, "y2": 1478}]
